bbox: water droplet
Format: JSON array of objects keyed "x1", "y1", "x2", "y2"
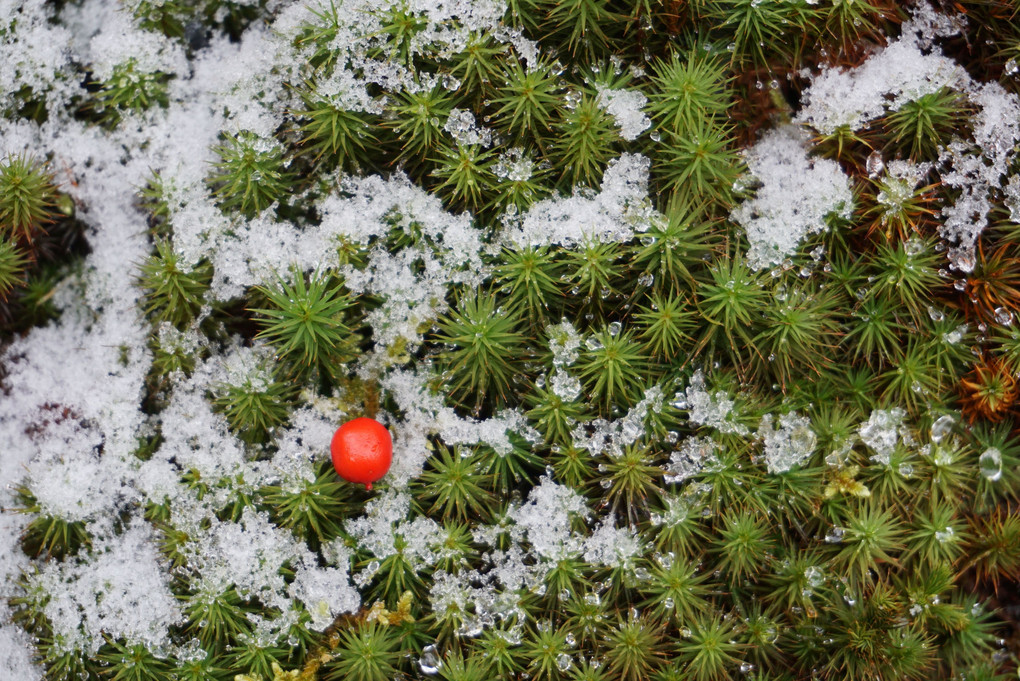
[
  {"x1": 927, "y1": 305, "x2": 944, "y2": 322},
  {"x1": 557, "y1": 654, "x2": 572, "y2": 672},
  {"x1": 824, "y1": 527, "x2": 845, "y2": 543},
  {"x1": 930, "y1": 414, "x2": 954, "y2": 443},
  {"x1": 866, "y1": 151, "x2": 885, "y2": 178},
  {"x1": 739, "y1": 662, "x2": 756, "y2": 674},
  {"x1": 904, "y1": 238, "x2": 925, "y2": 257},
  {"x1": 979, "y1": 447, "x2": 1002, "y2": 481},
  {"x1": 935, "y1": 526, "x2": 955, "y2": 544},
  {"x1": 419, "y1": 645, "x2": 442, "y2": 674},
  {"x1": 804, "y1": 566, "x2": 824, "y2": 588},
  {"x1": 994, "y1": 307, "x2": 1014, "y2": 326},
  {"x1": 607, "y1": 321, "x2": 622, "y2": 337}
]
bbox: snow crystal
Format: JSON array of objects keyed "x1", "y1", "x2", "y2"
[
  {"x1": 675, "y1": 370, "x2": 749, "y2": 435},
  {"x1": 345, "y1": 489, "x2": 444, "y2": 583},
  {"x1": 502, "y1": 154, "x2": 653, "y2": 248},
  {"x1": 152, "y1": 350, "x2": 251, "y2": 481},
  {"x1": 429, "y1": 569, "x2": 524, "y2": 637},
  {"x1": 37, "y1": 522, "x2": 182, "y2": 655},
  {"x1": 731, "y1": 126, "x2": 853, "y2": 270},
  {"x1": 938, "y1": 82, "x2": 1020, "y2": 271},
  {"x1": 596, "y1": 87, "x2": 651, "y2": 141},
  {"x1": 288, "y1": 563, "x2": 360, "y2": 631},
  {"x1": 572, "y1": 386, "x2": 665, "y2": 458},
  {"x1": 1005, "y1": 174, "x2": 1020, "y2": 224},
  {"x1": 319, "y1": 173, "x2": 487, "y2": 356},
  {"x1": 796, "y1": 38, "x2": 964, "y2": 135},
  {"x1": 85, "y1": 9, "x2": 186, "y2": 81},
  {"x1": 582, "y1": 518, "x2": 643, "y2": 569},
  {"x1": 0, "y1": 0, "x2": 76, "y2": 119},
  {"x1": 380, "y1": 366, "x2": 540, "y2": 487},
  {"x1": 547, "y1": 320, "x2": 583, "y2": 368},
  {"x1": 549, "y1": 371, "x2": 582, "y2": 402},
  {"x1": 858, "y1": 408, "x2": 906, "y2": 466},
  {"x1": 189, "y1": 509, "x2": 312, "y2": 610},
  {"x1": 0, "y1": 623, "x2": 41, "y2": 681},
  {"x1": 663, "y1": 437, "x2": 717, "y2": 484},
  {"x1": 758, "y1": 412, "x2": 817, "y2": 474},
  {"x1": 509, "y1": 477, "x2": 589, "y2": 560},
  {"x1": 444, "y1": 108, "x2": 494, "y2": 147},
  {"x1": 794, "y1": 3, "x2": 1020, "y2": 271},
  {"x1": 874, "y1": 160, "x2": 931, "y2": 225},
  {"x1": 313, "y1": 66, "x2": 385, "y2": 114},
  {"x1": 494, "y1": 147, "x2": 536, "y2": 182}
]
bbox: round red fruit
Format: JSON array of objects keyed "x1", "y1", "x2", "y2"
[{"x1": 330, "y1": 417, "x2": 393, "y2": 490}]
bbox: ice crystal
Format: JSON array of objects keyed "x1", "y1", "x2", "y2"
[
  {"x1": 288, "y1": 562, "x2": 360, "y2": 631},
  {"x1": 582, "y1": 517, "x2": 643, "y2": 569},
  {"x1": 758, "y1": 412, "x2": 817, "y2": 474},
  {"x1": 731, "y1": 125, "x2": 853, "y2": 270},
  {"x1": 444, "y1": 108, "x2": 494, "y2": 147},
  {"x1": 663, "y1": 436, "x2": 717, "y2": 484},
  {"x1": 796, "y1": 4, "x2": 1020, "y2": 271},
  {"x1": 501, "y1": 154, "x2": 653, "y2": 248},
  {"x1": 36, "y1": 522, "x2": 182, "y2": 655},
  {"x1": 572, "y1": 386, "x2": 665, "y2": 458},
  {"x1": 547, "y1": 320, "x2": 583, "y2": 367},
  {"x1": 509, "y1": 477, "x2": 589, "y2": 560},
  {"x1": 675, "y1": 370, "x2": 749, "y2": 435},
  {"x1": 859, "y1": 408, "x2": 906, "y2": 466},
  {"x1": 550, "y1": 371, "x2": 583, "y2": 402},
  {"x1": 596, "y1": 87, "x2": 651, "y2": 141}
]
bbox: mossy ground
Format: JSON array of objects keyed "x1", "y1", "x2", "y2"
[{"x1": 2, "y1": 1, "x2": 1020, "y2": 680}]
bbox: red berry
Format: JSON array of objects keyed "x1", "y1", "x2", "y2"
[{"x1": 330, "y1": 417, "x2": 393, "y2": 490}]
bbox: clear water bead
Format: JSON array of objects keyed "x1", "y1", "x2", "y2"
[
  {"x1": 866, "y1": 151, "x2": 885, "y2": 178},
  {"x1": 824, "y1": 527, "x2": 845, "y2": 543},
  {"x1": 419, "y1": 645, "x2": 443, "y2": 675},
  {"x1": 903, "y1": 238, "x2": 924, "y2": 257},
  {"x1": 979, "y1": 447, "x2": 1003, "y2": 482},
  {"x1": 804, "y1": 566, "x2": 824, "y2": 588},
  {"x1": 930, "y1": 414, "x2": 954, "y2": 443}
]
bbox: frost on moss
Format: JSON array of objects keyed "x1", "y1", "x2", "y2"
[{"x1": 2, "y1": 0, "x2": 1020, "y2": 679}]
